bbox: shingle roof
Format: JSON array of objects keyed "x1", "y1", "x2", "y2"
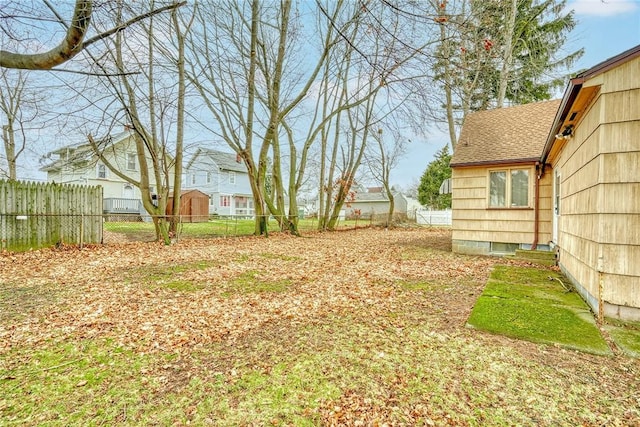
[
  {"x1": 450, "y1": 99, "x2": 561, "y2": 167},
  {"x1": 192, "y1": 148, "x2": 248, "y2": 173}
]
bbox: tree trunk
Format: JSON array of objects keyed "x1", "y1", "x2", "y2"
[
  {"x1": 496, "y1": 0, "x2": 517, "y2": 108},
  {"x1": 2, "y1": 124, "x2": 16, "y2": 180},
  {"x1": 437, "y1": 3, "x2": 458, "y2": 150}
]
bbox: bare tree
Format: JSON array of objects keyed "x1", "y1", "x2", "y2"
[
  {"x1": 186, "y1": 0, "x2": 348, "y2": 235},
  {"x1": 186, "y1": 1, "x2": 431, "y2": 235},
  {"x1": 0, "y1": 0, "x2": 185, "y2": 70},
  {"x1": 365, "y1": 127, "x2": 407, "y2": 227},
  {"x1": 80, "y1": 2, "x2": 192, "y2": 244},
  {"x1": 0, "y1": 70, "x2": 29, "y2": 179}
]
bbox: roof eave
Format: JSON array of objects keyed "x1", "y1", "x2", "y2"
[
  {"x1": 540, "y1": 77, "x2": 584, "y2": 164},
  {"x1": 541, "y1": 43, "x2": 640, "y2": 163},
  {"x1": 577, "y1": 43, "x2": 640, "y2": 81},
  {"x1": 450, "y1": 157, "x2": 539, "y2": 168}
]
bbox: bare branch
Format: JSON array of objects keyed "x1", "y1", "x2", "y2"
[{"x1": 0, "y1": 1, "x2": 187, "y2": 70}]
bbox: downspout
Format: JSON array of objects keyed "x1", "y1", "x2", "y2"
[{"x1": 532, "y1": 161, "x2": 542, "y2": 250}]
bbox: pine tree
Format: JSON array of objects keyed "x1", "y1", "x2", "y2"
[
  {"x1": 433, "y1": 0, "x2": 583, "y2": 148},
  {"x1": 418, "y1": 145, "x2": 452, "y2": 210}
]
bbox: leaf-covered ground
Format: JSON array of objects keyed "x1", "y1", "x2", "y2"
[{"x1": 1, "y1": 228, "x2": 639, "y2": 425}]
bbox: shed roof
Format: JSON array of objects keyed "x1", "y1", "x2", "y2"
[{"x1": 450, "y1": 99, "x2": 561, "y2": 167}]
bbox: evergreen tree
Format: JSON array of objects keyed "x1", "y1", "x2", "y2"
[
  {"x1": 433, "y1": 0, "x2": 583, "y2": 148},
  {"x1": 418, "y1": 145, "x2": 452, "y2": 210}
]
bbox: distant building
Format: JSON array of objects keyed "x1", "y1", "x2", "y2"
[
  {"x1": 183, "y1": 148, "x2": 254, "y2": 216},
  {"x1": 39, "y1": 128, "x2": 172, "y2": 215}
]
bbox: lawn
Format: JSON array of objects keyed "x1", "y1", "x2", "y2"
[
  {"x1": 468, "y1": 265, "x2": 611, "y2": 355},
  {"x1": 1, "y1": 228, "x2": 639, "y2": 425},
  {"x1": 103, "y1": 218, "x2": 369, "y2": 241}
]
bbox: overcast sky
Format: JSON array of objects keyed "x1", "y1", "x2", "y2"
[{"x1": 13, "y1": 1, "x2": 640, "y2": 189}]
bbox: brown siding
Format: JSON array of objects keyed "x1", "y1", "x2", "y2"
[
  {"x1": 452, "y1": 165, "x2": 552, "y2": 252},
  {"x1": 554, "y1": 56, "x2": 640, "y2": 319}
]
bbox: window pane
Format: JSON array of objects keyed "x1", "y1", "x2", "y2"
[
  {"x1": 511, "y1": 170, "x2": 529, "y2": 207},
  {"x1": 127, "y1": 153, "x2": 136, "y2": 170},
  {"x1": 489, "y1": 171, "x2": 506, "y2": 207}
]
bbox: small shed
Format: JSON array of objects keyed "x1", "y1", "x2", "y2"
[{"x1": 166, "y1": 190, "x2": 210, "y2": 223}]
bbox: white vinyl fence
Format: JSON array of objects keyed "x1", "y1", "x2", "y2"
[{"x1": 416, "y1": 209, "x2": 452, "y2": 226}]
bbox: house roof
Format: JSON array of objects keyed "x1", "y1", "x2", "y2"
[
  {"x1": 450, "y1": 99, "x2": 561, "y2": 167},
  {"x1": 39, "y1": 129, "x2": 133, "y2": 172},
  {"x1": 542, "y1": 43, "x2": 640, "y2": 163},
  {"x1": 188, "y1": 148, "x2": 247, "y2": 173},
  {"x1": 353, "y1": 191, "x2": 389, "y2": 202}
]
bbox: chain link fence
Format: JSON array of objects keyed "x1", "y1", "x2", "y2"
[
  {"x1": 102, "y1": 214, "x2": 383, "y2": 244},
  {"x1": 2, "y1": 212, "x2": 406, "y2": 250}
]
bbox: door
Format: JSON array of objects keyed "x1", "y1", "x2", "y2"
[
  {"x1": 123, "y1": 184, "x2": 134, "y2": 199},
  {"x1": 552, "y1": 168, "x2": 560, "y2": 244}
]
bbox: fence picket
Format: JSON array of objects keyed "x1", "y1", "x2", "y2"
[{"x1": 0, "y1": 180, "x2": 103, "y2": 251}]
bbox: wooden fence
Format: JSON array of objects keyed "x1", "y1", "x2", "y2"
[{"x1": 0, "y1": 180, "x2": 103, "y2": 251}]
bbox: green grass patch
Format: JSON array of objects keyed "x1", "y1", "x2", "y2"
[
  {"x1": 0, "y1": 339, "x2": 163, "y2": 425},
  {"x1": 104, "y1": 219, "x2": 273, "y2": 239},
  {"x1": 1, "y1": 314, "x2": 633, "y2": 425},
  {"x1": 104, "y1": 218, "x2": 364, "y2": 240},
  {"x1": 607, "y1": 327, "x2": 640, "y2": 358},
  {"x1": 604, "y1": 318, "x2": 640, "y2": 358},
  {"x1": 468, "y1": 266, "x2": 611, "y2": 355},
  {"x1": 222, "y1": 270, "x2": 292, "y2": 297},
  {"x1": 123, "y1": 261, "x2": 217, "y2": 291},
  {"x1": 398, "y1": 280, "x2": 442, "y2": 291}
]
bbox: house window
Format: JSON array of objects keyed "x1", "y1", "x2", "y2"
[
  {"x1": 97, "y1": 164, "x2": 107, "y2": 179},
  {"x1": 207, "y1": 172, "x2": 212, "y2": 184},
  {"x1": 229, "y1": 171, "x2": 236, "y2": 184},
  {"x1": 236, "y1": 196, "x2": 247, "y2": 209},
  {"x1": 220, "y1": 195, "x2": 230, "y2": 207},
  {"x1": 191, "y1": 174, "x2": 196, "y2": 185},
  {"x1": 126, "y1": 153, "x2": 136, "y2": 171},
  {"x1": 489, "y1": 168, "x2": 530, "y2": 208},
  {"x1": 209, "y1": 194, "x2": 215, "y2": 206}
]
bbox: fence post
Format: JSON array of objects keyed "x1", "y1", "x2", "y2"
[{"x1": 79, "y1": 214, "x2": 84, "y2": 249}]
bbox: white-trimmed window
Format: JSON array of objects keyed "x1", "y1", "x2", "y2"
[
  {"x1": 207, "y1": 172, "x2": 212, "y2": 184},
  {"x1": 229, "y1": 171, "x2": 236, "y2": 184},
  {"x1": 97, "y1": 164, "x2": 107, "y2": 179},
  {"x1": 209, "y1": 194, "x2": 215, "y2": 206},
  {"x1": 488, "y1": 168, "x2": 530, "y2": 208},
  {"x1": 126, "y1": 153, "x2": 136, "y2": 171},
  {"x1": 220, "y1": 195, "x2": 230, "y2": 207},
  {"x1": 191, "y1": 174, "x2": 196, "y2": 185}
]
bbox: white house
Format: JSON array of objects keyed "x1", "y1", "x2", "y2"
[
  {"x1": 39, "y1": 128, "x2": 170, "y2": 214},
  {"x1": 345, "y1": 186, "x2": 390, "y2": 218},
  {"x1": 183, "y1": 148, "x2": 254, "y2": 216}
]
